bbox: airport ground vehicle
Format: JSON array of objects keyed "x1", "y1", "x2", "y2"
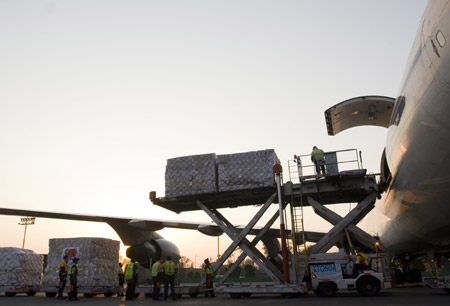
[
  {"x1": 424, "y1": 276, "x2": 450, "y2": 294},
  {"x1": 308, "y1": 253, "x2": 391, "y2": 297}
]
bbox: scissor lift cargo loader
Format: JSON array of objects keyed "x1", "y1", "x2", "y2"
[{"x1": 152, "y1": 149, "x2": 385, "y2": 297}]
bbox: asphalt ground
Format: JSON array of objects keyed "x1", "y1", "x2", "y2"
[{"x1": 0, "y1": 286, "x2": 449, "y2": 306}]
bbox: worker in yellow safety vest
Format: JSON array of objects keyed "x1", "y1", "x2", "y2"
[
  {"x1": 124, "y1": 259, "x2": 138, "y2": 300},
  {"x1": 311, "y1": 146, "x2": 326, "y2": 175},
  {"x1": 152, "y1": 258, "x2": 163, "y2": 301},
  {"x1": 163, "y1": 256, "x2": 177, "y2": 301},
  {"x1": 355, "y1": 247, "x2": 369, "y2": 273},
  {"x1": 68, "y1": 257, "x2": 79, "y2": 301},
  {"x1": 57, "y1": 255, "x2": 68, "y2": 300},
  {"x1": 204, "y1": 258, "x2": 216, "y2": 298}
]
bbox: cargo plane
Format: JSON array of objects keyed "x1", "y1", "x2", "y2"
[{"x1": 1, "y1": 0, "x2": 449, "y2": 276}]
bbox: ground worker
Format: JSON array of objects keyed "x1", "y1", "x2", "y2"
[
  {"x1": 117, "y1": 262, "x2": 125, "y2": 297},
  {"x1": 163, "y1": 256, "x2": 177, "y2": 301},
  {"x1": 204, "y1": 258, "x2": 216, "y2": 298},
  {"x1": 152, "y1": 258, "x2": 164, "y2": 301},
  {"x1": 311, "y1": 146, "x2": 326, "y2": 175},
  {"x1": 124, "y1": 259, "x2": 138, "y2": 300},
  {"x1": 57, "y1": 255, "x2": 68, "y2": 300},
  {"x1": 68, "y1": 257, "x2": 80, "y2": 301},
  {"x1": 355, "y1": 247, "x2": 369, "y2": 273}
]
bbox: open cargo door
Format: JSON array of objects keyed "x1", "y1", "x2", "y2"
[{"x1": 325, "y1": 95, "x2": 395, "y2": 136}]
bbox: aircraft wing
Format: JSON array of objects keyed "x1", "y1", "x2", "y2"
[
  {"x1": 325, "y1": 95, "x2": 395, "y2": 136},
  {"x1": 0, "y1": 207, "x2": 324, "y2": 243}
]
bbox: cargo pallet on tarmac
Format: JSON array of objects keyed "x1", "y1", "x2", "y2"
[{"x1": 0, "y1": 285, "x2": 39, "y2": 296}]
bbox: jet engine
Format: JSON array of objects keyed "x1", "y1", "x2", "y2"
[{"x1": 126, "y1": 239, "x2": 180, "y2": 268}]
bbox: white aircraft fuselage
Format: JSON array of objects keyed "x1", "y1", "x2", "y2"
[{"x1": 379, "y1": 0, "x2": 450, "y2": 255}]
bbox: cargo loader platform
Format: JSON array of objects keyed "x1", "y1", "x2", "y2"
[
  {"x1": 151, "y1": 186, "x2": 277, "y2": 213},
  {"x1": 152, "y1": 169, "x2": 378, "y2": 213}
]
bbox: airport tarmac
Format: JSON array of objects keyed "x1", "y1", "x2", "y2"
[{"x1": 0, "y1": 287, "x2": 449, "y2": 306}]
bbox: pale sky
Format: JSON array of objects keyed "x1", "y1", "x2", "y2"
[{"x1": 0, "y1": 0, "x2": 427, "y2": 264}]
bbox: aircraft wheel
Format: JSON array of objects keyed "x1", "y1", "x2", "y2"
[
  {"x1": 357, "y1": 276, "x2": 381, "y2": 296},
  {"x1": 318, "y1": 282, "x2": 337, "y2": 297}
]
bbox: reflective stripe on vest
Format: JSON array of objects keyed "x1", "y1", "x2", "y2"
[{"x1": 125, "y1": 262, "x2": 134, "y2": 280}]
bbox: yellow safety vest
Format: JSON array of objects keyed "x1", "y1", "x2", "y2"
[
  {"x1": 357, "y1": 252, "x2": 369, "y2": 266},
  {"x1": 152, "y1": 261, "x2": 161, "y2": 277},
  {"x1": 312, "y1": 148, "x2": 324, "y2": 161},
  {"x1": 205, "y1": 263, "x2": 213, "y2": 276},
  {"x1": 59, "y1": 260, "x2": 68, "y2": 274},
  {"x1": 164, "y1": 260, "x2": 176, "y2": 276},
  {"x1": 125, "y1": 262, "x2": 134, "y2": 281},
  {"x1": 68, "y1": 263, "x2": 78, "y2": 276}
]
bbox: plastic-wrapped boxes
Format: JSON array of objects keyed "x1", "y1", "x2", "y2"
[
  {"x1": 165, "y1": 149, "x2": 278, "y2": 196},
  {"x1": 42, "y1": 237, "x2": 119, "y2": 287},
  {"x1": 165, "y1": 153, "x2": 217, "y2": 197},
  {"x1": 0, "y1": 247, "x2": 42, "y2": 287}
]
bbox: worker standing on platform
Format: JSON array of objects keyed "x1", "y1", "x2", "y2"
[
  {"x1": 124, "y1": 259, "x2": 138, "y2": 300},
  {"x1": 311, "y1": 146, "x2": 326, "y2": 175},
  {"x1": 152, "y1": 258, "x2": 163, "y2": 300},
  {"x1": 68, "y1": 257, "x2": 80, "y2": 301},
  {"x1": 57, "y1": 255, "x2": 68, "y2": 300},
  {"x1": 163, "y1": 256, "x2": 177, "y2": 301},
  {"x1": 204, "y1": 259, "x2": 216, "y2": 298}
]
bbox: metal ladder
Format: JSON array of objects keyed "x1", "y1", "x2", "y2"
[{"x1": 287, "y1": 156, "x2": 308, "y2": 280}]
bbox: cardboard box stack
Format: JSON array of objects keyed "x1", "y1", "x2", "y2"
[
  {"x1": 42, "y1": 237, "x2": 119, "y2": 287},
  {"x1": 0, "y1": 247, "x2": 42, "y2": 286}
]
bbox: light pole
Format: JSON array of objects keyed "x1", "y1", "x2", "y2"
[{"x1": 18, "y1": 217, "x2": 35, "y2": 249}]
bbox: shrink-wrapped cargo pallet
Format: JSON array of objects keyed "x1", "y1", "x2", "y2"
[
  {"x1": 217, "y1": 149, "x2": 277, "y2": 192},
  {"x1": 42, "y1": 237, "x2": 119, "y2": 287},
  {"x1": 164, "y1": 149, "x2": 277, "y2": 196},
  {"x1": 165, "y1": 153, "x2": 217, "y2": 197},
  {"x1": 0, "y1": 247, "x2": 42, "y2": 286}
]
